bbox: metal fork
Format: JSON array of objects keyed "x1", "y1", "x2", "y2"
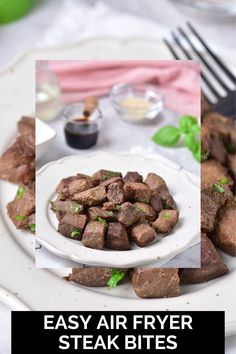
[{"x1": 164, "y1": 22, "x2": 236, "y2": 118}]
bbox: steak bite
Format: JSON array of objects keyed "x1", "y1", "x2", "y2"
[
  {"x1": 60, "y1": 213, "x2": 87, "y2": 230},
  {"x1": 73, "y1": 185, "x2": 107, "y2": 206},
  {"x1": 116, "y1": 202, "x2": 142, "y2": 227},
  {"x1": 56, "y1": 176, "x2": 78, "y2": 198},
  {"x1": 67, "y1": 178, "x2": 94, "y2": 196},
  {"x1": 88, "y1": 206, "x2": 115, "y2": 221},
  {"x1": 201, "y1": 124, "x2": 227, "y2": 165},
  {"x1": 124, "y1": 182, "x2": 151, "y2": 203},
  {"x1": 100, "y1": 176, "x2": 122, "y2": 187},
  {"x1": 144, "y1": 173, "x2": 176, "y2": 209},
  {"x1": 149, "y1": 192, "x2": 162, "y2": 212},
  {"x1": 152, "y1": 210, "x2": 179, "y2": 234},
  {"x1": 201, "y1": 192, "x2": 218, "y2": 232},
  {"x1": 82, "y1": 220, "x2": 106, "y2": 250},
  {"x1": 107, "y1": 182, "x2": 125, "y2": 204},
  {"x1": 131, "y1": 224, "x2": 156, "y2": 247},
  {"x1": 134, "y1": 202, "x2": 156, "y2": 221},
  {"x1": 18, "y1": 116, "x2": 35, "y2": 136},
  {"x1": 58, "y1": 223, "x2": 82, "y2": 240},
  {"x1": 92, "y1": 169, "x2": 122, "y2": 182},
  {"x1": 203, "y1": 112, "x2": 235, "y2": 140},
  {"x1": 68, "y1": 267, "x2": 113, "y2": 287},
  {"x1": 209, "y1": 201, "x2": 236, "y2": 257},
  {"x1": 201, "y1": 160, "x2": 233, "y2": 189},
  {"x1": 123, "y1": 171, "x2": 143, "y2": 183},
  {"x1": 7, "y1": 184, "x2": 35, "y2": 230},
  {"x1": 131, "y1": 268, "x2": 180, "y2": 298},
  {"x1": 0, "y1": 135, "x2": 35, "y2": 184},
  {"x1": 181, "y1": 234, "x2": 228, "y2": 283},
  {"x1": 51, "y1": 200, "x2": 84, "y2": 219},
  {"x1": 106, "y1": 223, "x2": 131, "y2": 250}
]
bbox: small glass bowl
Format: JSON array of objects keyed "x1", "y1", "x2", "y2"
[
  {"x1": 110, "y1": 83, "x2": 164, "y2": 124},
  {"x1": 63, "y1": 103, "x2": 102, "y2": 149}
]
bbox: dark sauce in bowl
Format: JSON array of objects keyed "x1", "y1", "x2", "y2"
[{"x1": 64, "y1": 119, "x2": 99, "y2": 149}]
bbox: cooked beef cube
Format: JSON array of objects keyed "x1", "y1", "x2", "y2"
[
  {"x1": 68, "y1": 178, "x2": 94, "y2": 196},
  {"x1": 152, "y1": 210, "x2": 179, "y2": 234},
  {"x1": 60, "y1": 213, "x2": 87, "y2": 230},
  {"x1": 131, "y1": 224, "x2": 156, "y2": 247},
  {"x1": 123, "y1": 171, "x2": 143, "y2": 183},
  {"x1": 124, "y1": 182, "x2": 151, "y2": 203},
  {"x1": 144, "y1": 173, "x2": 176, "y2": 209},
  {"x1": 159, "y1": 189, "x2": 176, "y2": 209},
  {"x1": 7, "y1": 184, "x2": 35, "y2": 229},
  {"x1": 68, "y1": 267, "x2": 113, "y2": 287},
  {"x1": 201, "y1": 160, "x2": 233, "y2": 189},
  {"x1": 181, "y1": 234, "x2": 228, "y2": 283},
  {"x1": 18, "y1": 116, "x2": 35, "y2": 136},
  {"x1": 201, "y1": 125, "x2": 227, "y2": 165},
  {"x1": 131, "y1": 268, "x2": 180, "y2": 298},
  {"x1": 201, "y1": 192, "x2": 218, "y2": 232},
  {"x1": 51, "y1": 200, "x2": 83, "y2": 216},
  {"x1": 106, "y1": 223, "x2": 131, "y2": 250},
  {"x1": 82, "y1": 221, "x2": 106, "y2": 250},
  {"x1": 76, "y1": 173, "x2": 90, "y2": 179},
  {"x1": 103, "y1": 202, "x2": 119, "y2": 211},
  {"x1": 73, "y1": 185, "x2": 107, "y2": 206},
  {"x1": 209, "y1": 201, "x2": 236, "y2": 256},
  {"x1": 116, "y1": 202, "x2": 142, "y2": 227},
  {"x1": 228, "y1": 154, "x2": 236, "y2": 179},
  {"x1": 134, "y1": 202, "x2": 156, "y2": 221},
  {"x1": 88, "y1": 206, "x2": 115, "y2": 220},
  {"x1": 107, "y1": 182, "x2": 125, "y2": 204},
  {"x1": 58, "y1": 223, "x2": 82, "y2": 240},
  {"x1": 149, "y1": 192, "x2": 162, "y2": 212},
  {"x1": 203, "y1": 112, "x2": 235, "y2": 140},
  {"x1": 100, "y1": 176, "x2": 122, "y2": 187},
  {"x1": 56, "y1": 176, "x2": 78, "y2": 198},
  {"x1": 92, "y1": 169, "x2": 122, "y2": 182},
  {"x1": 201, "y1": 94, "x2": 211, "y2": 116},
  {"x1": 0, "y1": 135, "x2": 35, "y2": 184}
]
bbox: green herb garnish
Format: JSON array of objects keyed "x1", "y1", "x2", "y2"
[
  {"x1": 107, "y1": 269, "x2": 125, "y2": 289},
  {"x1": 28, "y1": 223, "x2": 35, "y2": 233},
  {"x1": 107, "y1": 211, "x2": 113, "y2": 216},
  {"x1": 201, "y1": 151, "x2": 209, "y2": 162},
  {"x1": 162, "y1": 212, "x2": 170, "y2": 219},
  {"x1": 213, "y1": 183, "x2": 225, "y2": 193},
  {"x1": 162, "y1": 201, "x2": 169, "y2": 209},
  {"x1": 152, "y1": 115, "x2": 200, "y2": 162},
  {"x1": 71, "y1": 203, "x2": 82, "y2": 213},
  {"x1": 97, "y1": 217, "x2": 108, "y2": 226},
  {"x1": 219, "y1": 177, "x2": 229, "y2": 185},
  {"x1": 139, "y1": 198, "x2": 148, "y2": 203},
  {"x1": 115, "y1": 205, "x2": 122, "y2": 210},
  {"x1": 16, "y1": 186, "x2": 26, "y2": 199},
  {"x1": 49, "y1": 200, "x2": 56, "y2": 211},
  {"x1": 70, "y1": 228, "x2": 81, "y2": 238},
  {"x1": 15, "y1": 215, "x2": 27, "y2": 221},
  {"x1": 135, "y1": 206, "x2": 144, "y2": 212}
]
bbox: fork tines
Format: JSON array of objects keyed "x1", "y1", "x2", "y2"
[{"x1": 163, "y1": 23, "x2": 236, "y2": 117}]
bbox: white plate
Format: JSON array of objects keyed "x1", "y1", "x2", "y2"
[
  {"x1": 36, "y1": 118, "x2": 56, "y2": 161},
  {"x1": 0, "y1": 38, "x2": 235, "y2": 336},
  {"x1": 36, "y1": 153, "x2": 200, "y2": 267}
]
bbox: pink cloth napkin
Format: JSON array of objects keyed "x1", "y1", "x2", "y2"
[{"x1": 49, "y1": 60, "x2": 200, "y2": 117}]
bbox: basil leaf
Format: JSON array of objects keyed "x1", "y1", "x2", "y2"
[
  {"x1": 179, "y1": 115, "x2": 198, "y2": 133},
  {"x1": 193, "y1": 142, "x2": 201, "y2": 163},
  {"x1": 184, "y1": 132, "x2": 197, "y2": 152},
  {"x1": 107, "y1": 269, "x2": 125, "y2": 289},
  {"x1": 152, "y1": 126, "x2": 181, "y2": 147}
]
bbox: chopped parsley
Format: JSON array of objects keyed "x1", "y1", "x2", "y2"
[
  {"x1": 71, "y1": 203, "x2": 82, "y2": 213},
  {"x1": 139, "y1": 198, "x2": 148, "y2": 203},
  {"x1": 115, "y1": 205, "x2": 122, "y2": 210},
  {"x1": 49, "y1": 200, "x2": 56, "y2": 211},
  {"x1": 162, "y1": 212, "x2": 170, "y2": 219},
  {"x1": 97, "y1": 217, "x2": 108, "y2": 226},
  {"x1": 70, "y1": 228, "x2": 81, "y2": 238},
  {"x1": 135, "y1": 205, "x2": 144, "y2": 212},
  {"x1": 213, "y1": 183, "x2": 224, "y2": 193},
  {"x1": 28, "y1": 223, "x2": 35, "y2": 233},
  {"x1": 201, "y1": 151, "x2": 209, "y2": 162},
  {"x1": 16, "y1": 186, "x2": 26, "y2": 199},
  {"x1": 107, "y1": 269, "x2": 125, "y2": 289},
  {"x1": 107, "y1": 211, "x2": 113, "y2": 216},
  {"x1": 219, "y1": 177, "x2": 229, "y2": 185},
  {"x1": 15, "y1": 215, "x2": 27, "y2": 221}
]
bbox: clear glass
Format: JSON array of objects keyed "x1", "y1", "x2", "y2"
[
  {"x1": 110, "y1": 83, "x2": 164, "y2": 124},
  {"x1": 63, "y1": 103, "x2": 102, "y2": 150},
  {"x1": 36, "y1": 61, "x2": 61, "y2": 122}
]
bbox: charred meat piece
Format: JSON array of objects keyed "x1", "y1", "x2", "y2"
[
  {"x1": 7, "y1": 184, "x2": 35, "y2": 230},
  {"x1": 92, "y1": 170, "x2": 122, "y2": 182},
  {"x1": 107, "y1": 182, "x2": 125, "y2": 204},
  {"x1": 0, "y1": 135, "x2": 35, "y2": 184},
  {"x1": 181, "y1": 234, "x2": 228, "y2": 283},
  {"x1": 88, "y1": 206, "x2": 115, "y2": 221},
  {"x1": 123, "y1": 171, "x2": 143, "y2": 183},
  {"x1": 73, "y1": 185, "x2": 107, "y2": 206},
  {"x1": 209, "y1": 201, "x2": 236, "y2": 257},
  {"x1": 82, "y1": 220, "x2": 107, "y2": 249},
  {"x1": 103, "y1": 202, "x2": 119, "y2": 211},
  {"x1": 149, "y1": 192, "x2": 162, "y2": 212},
  {"x1": 56, "y1": 176, "x2": 78, "y2": 198},
  {"x1": 203, "y1": 112, "x2": 235, "y2": 140},
  {"x1": 152, "y1": 210, "x2": 179, "y2": 234},
  {"x1": 58, "y1": 223, "x2": 82, "y2": 240},
  {"x1": 228, "y1": 154, "x2": 236, "y2": 179},
  {"x1": 201, "y1": 160, "x2": 233, "y2": 190},
  {"x1": 201, "y1": 124, "x2": 227, "y2": 165},
  {"x1": 131, "y1": 268, "x2": 180, "y2": 298},
  {"x1": 124, "y1": 182, "x2": 151, "y2": 203},
  {"x1": 68, "y1": 267, "x2": 113, "y2": 287},
  {"x1": 134, "y1": 202, "x2": 156, "y2": 221},
  {"x1": 116, "y1": 202, "x2": 142, "y2": 227},
  {"x1": 106, "y1": 223, "x2": 131, "y2": 250},
  {"x1": 51, "y1": 200, "x2": 83, "y2": 220},
  {"x1": 131, "y1": 224, "x2": 156, "y2": 247},
  {"x1": 18, "y1": 117, "x2": 35, "y2": 136},
  {"x1": 60, "y1": 213, "x2": 87, "y2": 230},
  {"x1": 144, "y1": 173, "x2": 176, "y2": 209},
  {"x1": 67, "y1": 178, "x2": 94, "y2": 196},
  {"x1": 201, "y1": 192, "x2": 218, "y2": 232},
  {"x1": 100, "y1": 176, "x2": 122, "y2": 187}
]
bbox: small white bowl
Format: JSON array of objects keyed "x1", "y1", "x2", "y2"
[{"x1": 36, "y1": 118, "x2": 56, "y2": 161}]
